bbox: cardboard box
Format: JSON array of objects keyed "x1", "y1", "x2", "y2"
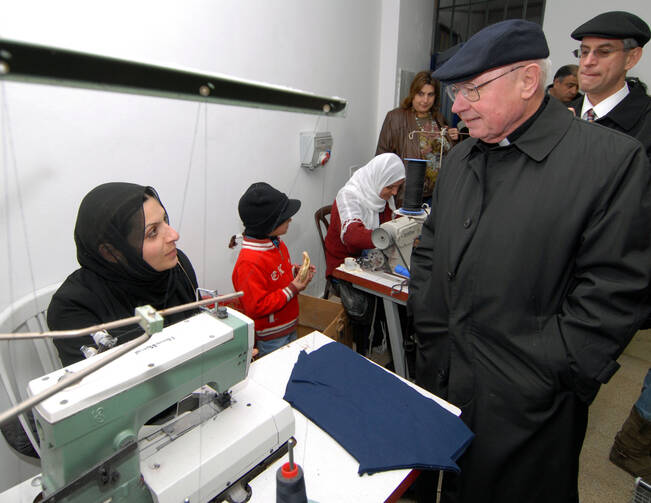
[{"x1": 298, "y1": 294, "x2": 352, "y2": 348}]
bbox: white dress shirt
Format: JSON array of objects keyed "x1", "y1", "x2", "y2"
[{"x1": 581, "y1": 83, "x2": 630, "y2": 120}]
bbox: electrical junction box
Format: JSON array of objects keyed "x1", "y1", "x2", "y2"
[{"x1": 300, "y1": 131, "x2": 333, "y2": 170}]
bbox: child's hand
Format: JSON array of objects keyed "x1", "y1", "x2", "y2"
[{"x1": 292, "y1": 266, "x2": 315, "y2": 291}]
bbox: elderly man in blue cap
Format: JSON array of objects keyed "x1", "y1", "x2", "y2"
[{"x1": 408, "y1": 19, "x2": 651, "y2": 503}]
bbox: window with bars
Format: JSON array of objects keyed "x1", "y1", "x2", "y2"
[{"x1": 433, "y1": 0, "x2": 546, "y2": 64}]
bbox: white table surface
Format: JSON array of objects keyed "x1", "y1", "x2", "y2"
[
  {"x1": 335, "y1": 266, "x2": 410, "y2": 296},
  {"x1": 246, "y1": 331, "x2": 459, "y2": 503}
]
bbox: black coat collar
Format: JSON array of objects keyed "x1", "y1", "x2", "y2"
[{"x1": 457, "y1": 96, "x2": 574, "y2": 163}]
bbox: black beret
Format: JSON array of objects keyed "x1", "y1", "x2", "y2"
[
  {"x1": 432, "y1": 19, "x2": 549, "y2": 84},
  {"x1": 571, "y1": 11, "x2": 650, "y2": 47}
]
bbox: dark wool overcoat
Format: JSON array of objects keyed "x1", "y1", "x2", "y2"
[{"x1": 408, "y1": 96, "x2": 651, "y2": 503}]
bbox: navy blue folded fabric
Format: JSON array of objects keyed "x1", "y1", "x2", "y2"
[{"x1": 283, "y1": 342, "x2": 474, "y2": 475}]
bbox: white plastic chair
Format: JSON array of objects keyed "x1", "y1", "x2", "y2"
[{"x1": 0, "y1": 283, "x2": 63, "y2": 457}]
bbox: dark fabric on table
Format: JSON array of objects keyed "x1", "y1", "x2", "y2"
[{"x1": 283, "y1": 342, "x2": 473, "y2": 475}]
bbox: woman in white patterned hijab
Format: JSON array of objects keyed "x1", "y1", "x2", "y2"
[{"x1": 335, "y1": 153, "x2": 406, "y2": 241}]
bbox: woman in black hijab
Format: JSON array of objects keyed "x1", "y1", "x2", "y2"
[{"x1": 48, "y1": 182, "x2": 198, "y2": 366}]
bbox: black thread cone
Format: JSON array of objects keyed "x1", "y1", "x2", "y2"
[{"x1": 402, "y1": 158, "x2": 427, "y2": 211}]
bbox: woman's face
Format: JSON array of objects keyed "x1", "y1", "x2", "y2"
[
  {"x1": 412, "y1": 84, "x2": 436, "y2": 114},
  {"x1": 379, "y1": 179, "x2": 405, "y2": 201},
  {"x1": 142, "y1": 197, "x2": 180, "y2": 271}
]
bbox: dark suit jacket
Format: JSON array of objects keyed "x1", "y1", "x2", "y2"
[
  {"x1": 570, "y1": 79, "x2": 651, "y2": 330},
  {"x1": 569, "y1": 79, "x2": 651, "y2": 162}
]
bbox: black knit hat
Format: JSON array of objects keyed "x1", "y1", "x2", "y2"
[
  {"x1": 571, "y1": 11, "x2": 650, "y2": 47},
  {"x1": 238, "y1": 182, "x2": 301, "y2": 238}
]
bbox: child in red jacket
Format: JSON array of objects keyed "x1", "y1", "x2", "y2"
[{"x1": 232, "y1": 183, "x2": 315, "y2": 356}]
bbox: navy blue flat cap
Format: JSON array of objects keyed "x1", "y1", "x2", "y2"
[
  {"x1": 435, "y1": 42, "x2": 464, "y2": 68},
  {"x1": 432, "y1": 19, "x2": 549, "y2": 84},
  {"x1": 571, "y1": 11, "x2": 650, "y2": 47}
]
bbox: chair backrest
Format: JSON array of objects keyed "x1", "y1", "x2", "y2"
[
  {"x1": 0, "y1": 284, "x2": 62, "y2": 466},
  {"x1": 314, "y1": 205, "x2": 332, "y2": 259},
  {"x1": 0, "y1": 284, "x2": 63, "y2": 406}
]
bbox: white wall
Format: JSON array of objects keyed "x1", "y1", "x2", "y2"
[
  {"x1": 375, "y1": 0, "x2": 433, "y2": 140},
  {"x1": 397, "y1": 0, "x2": 434, "y2": 86},
  {"x1": 0, "y1": 0, "x2": 386, "y2": 309},
  {"x1": 0, "y1": 0, "x2": 434, "y2": 492},
  {"x1": 543, "y1": 0, "x2": 651, "y2": 86},
  {"x1": 376, "y1": 0, "x2": 401, "y2": 137}
]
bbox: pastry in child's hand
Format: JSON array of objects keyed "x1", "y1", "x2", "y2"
[{"x1": 298, "y1": 251, "x2": 310, "y2": 281}]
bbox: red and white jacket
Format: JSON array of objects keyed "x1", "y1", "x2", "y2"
[{"x1": 232, "y1": 237, "x2": 299, "y2": 341}]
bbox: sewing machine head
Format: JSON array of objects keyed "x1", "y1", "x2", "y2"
[
  {"x1": 372, "y1": 216, "x2": 422, "y2": 272},
  {"x1": 26, "y1": 307, "x2": 293, "y2": 503}
]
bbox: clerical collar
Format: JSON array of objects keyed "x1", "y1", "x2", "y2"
[{"x1": 477, "y1": 95, "x2": 549, "y2": 150}]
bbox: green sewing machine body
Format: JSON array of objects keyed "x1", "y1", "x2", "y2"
[{"x1": 30, "y1": 309, "x2": 252, "y2": 502}]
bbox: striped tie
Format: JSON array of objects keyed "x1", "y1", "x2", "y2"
[{"x1": 584, "y1": 108, "x2": 596, "y2": 121}]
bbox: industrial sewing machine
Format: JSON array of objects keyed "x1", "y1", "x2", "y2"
[
  {"x1": 365, "y1": 156, "x2": 433, "y2": 274},
  {"x1": 371, "y1": 214, "x2": 426, "y2": 272},
  {"x1": 25, "y1": 307, "x2": 294, "y2": 503}
]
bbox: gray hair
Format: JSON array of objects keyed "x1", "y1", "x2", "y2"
[
  {"x1": 536, "y1": 58, "x2": 551, "y2": 92},
  {"x1": 507, "y1": 59, "x2": 550, "y2": 92},
  {"x1": 623, "y1": 38, "x2": 639, "y2": 51}
]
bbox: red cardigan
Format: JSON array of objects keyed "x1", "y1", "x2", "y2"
[{"x1": 324, "y1": 200, "x2": 393, "y2": 277}]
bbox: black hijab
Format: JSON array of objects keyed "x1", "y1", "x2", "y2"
[{"x1": 48, "y1": 182, "x2": 198, "y2": 366}]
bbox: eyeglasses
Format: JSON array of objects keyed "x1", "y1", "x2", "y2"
[
  {"x1": 445, "y1": 65, "x2": 524, "y2": 102},
  {"x1": 572, "y1": 46, "x2": 626, "y2": 59}
]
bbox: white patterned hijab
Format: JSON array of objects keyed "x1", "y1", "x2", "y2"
[{"x1": 335, "y1": 153, "x2": 405, "y2": 241}]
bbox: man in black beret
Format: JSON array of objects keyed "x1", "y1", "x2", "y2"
[
  {"x1": 568, "y1": 11, "x2": 651, "y2": 161},
  {"x1": 408, "y1": 18, "x2": 651, "y2": 503},
  {"x1": 569, "y1": 10, "x2": 651, "y2": 483}
]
